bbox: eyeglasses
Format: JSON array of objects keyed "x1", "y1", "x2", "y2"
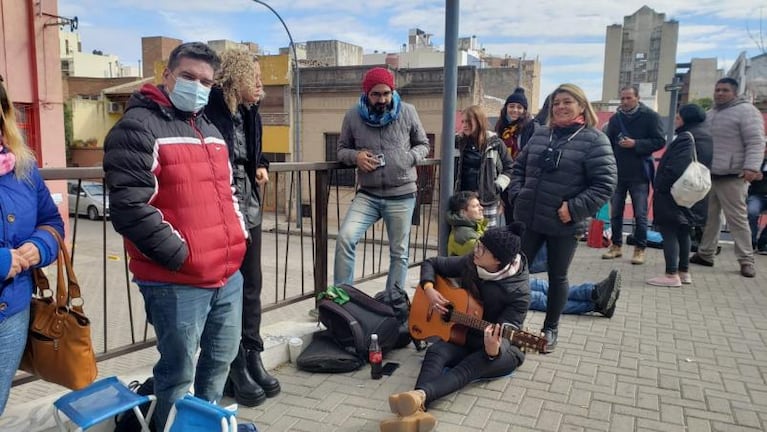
[
  {"x1": 170, "y1": 71, "x2": 215, "y2": 89},
  {"x1": 474, "y1": 242, "x2": 487, "y2": 257},
  {"x1": 369, "y1": 91, "x2": 392, "y2": 99}
]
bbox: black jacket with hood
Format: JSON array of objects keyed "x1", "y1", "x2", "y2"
[{"x1": 206, "y1": 87, "x2": 270, "y2": 229}]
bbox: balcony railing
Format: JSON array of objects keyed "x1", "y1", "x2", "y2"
[{"x1": 13, "y1": 160, "x2": 442, "y2": 386}]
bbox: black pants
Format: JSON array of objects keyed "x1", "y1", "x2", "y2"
[
  {"x1": 241, "y1": 225, "x2": 264, "y2": 351},
  {"x1": 521, "y1": 230, "x2": 578, "y2": 330},
  {"x1": 415, "y1": 340, "x2": 522, "y2": 407},
  {"x1": 658, "y1": 224, "x2": 691, "y2": 274}
]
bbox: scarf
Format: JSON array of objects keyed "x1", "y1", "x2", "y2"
[
  {"x1": 476, "y1": 254, "x2": 521, "y2": 280},
  {"x1": 357, "y1": 91, "x2": 402, "y2": 128},
  {"x1": 551, "y1": 114, "x2": 586, "y2": 129},
  {"x1": 500, "y1": 123, "x2": 520, "y2": 159},
  {"x1": 620, "y1": 103, "x2": 640, "y2": 116},
  {"x1": 0, "y1": 132, "x2": 16, "y2": 176}
]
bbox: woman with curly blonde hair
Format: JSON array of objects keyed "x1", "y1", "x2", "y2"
[
  {"x1": 205, "y1": 50, "x2": 277, "y2": 407},
  {"x1": 0, "y1": 75, "x2": 64, "y2": 413}
]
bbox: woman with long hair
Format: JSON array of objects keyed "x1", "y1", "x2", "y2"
[
  {"x1": 0, "y1": 75, "x2": 64, "y2": 413},
  {"x1": 454, "y1": 105, "x2": 513, "y2": 227},
  {"x1": 647, "y1": 104, "x2": 713, "y2": 287},
  {"x1": 495, "y1": 88, "x2": 535, "y2": 225},
  {"x1": 205, "y1": 50, "x2": 279, "y2": 407},
  {"x1": 508, "y1": 83, "x2": 617, "y2": 352}
]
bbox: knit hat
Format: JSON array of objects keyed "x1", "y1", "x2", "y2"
[
  {"x1": 479, "y1": 222, "x2": 525, "y2": 267},
  {"x1": 505, "y1": 87, "x2": 528, "y2": 111},
  {"x1": 678, "y1": 103, "x2": 706, "y2": 126},
  {"x1": 362, "y1": 67, "x2": 395, "y2": 94}
]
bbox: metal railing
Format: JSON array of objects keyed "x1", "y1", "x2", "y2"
[{"x1": 13, "y1": 160, "x2": 442, "y2": 386}]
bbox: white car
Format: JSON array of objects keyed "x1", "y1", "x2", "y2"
[{"x1": 68, "y1": 180, "x2": 109, "y2": 220}]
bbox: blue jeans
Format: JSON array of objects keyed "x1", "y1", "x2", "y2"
[
  {"x1": 139, "y1": 271, "x2": 243, "y2": 431},
  {"x1": 528, "y1": 278, "x2": 595, "y2": 315},
  {"x1": 334, "y1": 192, "x2": 416, "y2": 295},
  {"x1": 0, "y1": 307, "x2": 29, "y2": 415},
  {"x1": 746, "y1": 194, "x2": 767, "y2": 248},
  {"x1": 610, "y1": 180, "x2": 649, "y2": 248}
]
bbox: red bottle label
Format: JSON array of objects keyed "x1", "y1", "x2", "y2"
[{"x1": 369, "y1": 351, "x2": 382, "y2": 364}]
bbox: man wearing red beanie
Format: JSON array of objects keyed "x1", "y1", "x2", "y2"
[{"x1": 335, "y1": 67, "x2": 430, "y2": 322}]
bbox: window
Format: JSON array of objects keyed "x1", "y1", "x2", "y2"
[
  {"x1": 325, "y1": 133, "x2": 355, "y2": 187},
  {"x1": 13, "y1": 103, "x2": 40, "y2": 164}
]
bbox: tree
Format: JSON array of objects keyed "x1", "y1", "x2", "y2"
[
  {"x1": 63, "y1": 102, "x2": 73, "y2": 165},
  {"x1": 689, "y1": 97, "x2": 713, "y2": 111}
]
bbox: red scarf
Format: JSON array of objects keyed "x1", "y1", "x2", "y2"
[
  {"x1": 501, "y1": 124, "x2": 520, "y2": 159},
  {"x1": 552, "y1": 114, "x2": 586, "y2": 128}
]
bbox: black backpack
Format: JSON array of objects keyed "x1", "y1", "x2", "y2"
[
  {"x1": 296, "y1": 330, "x2": 364, "y2": 373},
  {"x1": 317, "y1": 284, "x2": 401, "y2": 360}
]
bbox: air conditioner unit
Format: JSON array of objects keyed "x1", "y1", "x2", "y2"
[{"x1": 107, "y1": 102, "x2": 123, "y2": 114}]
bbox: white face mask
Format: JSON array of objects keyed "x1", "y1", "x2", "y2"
[{"x1": 168, "y1": 77, "x2": 210, "y2": 113}]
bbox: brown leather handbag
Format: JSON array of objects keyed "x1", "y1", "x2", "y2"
[{"x1": 19, "y1": 226, "x2": 98, "y2": 390}]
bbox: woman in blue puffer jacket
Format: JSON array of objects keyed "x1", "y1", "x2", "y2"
[{"x1": 0, "y1": 76, "x2": 64, "y2": 414}]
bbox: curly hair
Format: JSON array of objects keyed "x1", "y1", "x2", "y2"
[{"x1": 216, "y1": 49, "x2": 260, "y2": 113}]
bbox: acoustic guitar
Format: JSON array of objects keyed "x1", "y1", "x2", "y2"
[{"x1": 409, "y1": 275, "x2": 547, "y2": 354}]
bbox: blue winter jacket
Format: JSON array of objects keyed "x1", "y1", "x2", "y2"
[{"x1": 0, "y1": 165, "x2": 64, "y2": 323}]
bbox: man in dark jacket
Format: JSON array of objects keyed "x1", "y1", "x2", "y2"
[
  {"x1": 104, "y1": 42, "x2": 247, "y2": 430},
  {"x1": 335, "y1": 67, "x2": 430, "y2": 322},
  {"x1": 603, "y1": 87, "x2": 666, "y2": 264}
]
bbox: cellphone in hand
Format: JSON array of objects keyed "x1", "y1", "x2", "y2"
[
  {"x1": 381, "y1": 361, "x2": 399, "y2": 376},
  {"x1": 375, "y1": 153, "x2": 386, "y2": 167}
]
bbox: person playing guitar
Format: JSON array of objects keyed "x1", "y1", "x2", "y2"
[{"x1": 380, "y1": 223, "x2": 531, "y2": 432}]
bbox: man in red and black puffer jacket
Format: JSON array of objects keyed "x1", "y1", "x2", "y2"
[{"x1": 104, "y1": 42, "x2": 247, "y2": 431}]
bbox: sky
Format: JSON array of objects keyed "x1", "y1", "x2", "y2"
[{"x1": 58, "y1": 0, "x2": 767, "y2": 104}]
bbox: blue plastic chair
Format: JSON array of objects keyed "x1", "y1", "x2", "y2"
[
  {"x1": 53, "y1": 376, "x2": 156, "y2": 432},
  {"x1": 164, "y1": 394, "x2": 236, "y2": 432}
]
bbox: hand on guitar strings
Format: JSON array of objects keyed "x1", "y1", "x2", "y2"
[
  {"x1": 423, "y1": 282, "x2": 449, "y2": 314},
  {"x1": 484, "y1": 323, "x2": 502, "y2": 357}
]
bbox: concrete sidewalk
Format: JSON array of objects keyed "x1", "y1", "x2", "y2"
[{"x1": 5, "y1": 242, "x2": 767, "y2": 431}]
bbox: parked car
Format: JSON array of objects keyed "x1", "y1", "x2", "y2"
[{"x1": 68, "y1": 180, "x2": 109, "y2": 220}]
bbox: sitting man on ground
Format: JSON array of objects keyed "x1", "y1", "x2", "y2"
[
  {"x1": 381, "y1": 224, "x2": 530, "y2": 432},
  {"x1": 447, "y1": 191, "x2": 621, "y2": 318}
]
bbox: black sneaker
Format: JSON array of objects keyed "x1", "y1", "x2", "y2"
[
  {"x1": 690, "y1": 253, "x2": 714, "y2": 267},
  {"x1": 594, "y1": 270, "x2": 621, "y2": 318},
  {"x1": 542, "y1": 328, "x2": 558, "y2": 353}
]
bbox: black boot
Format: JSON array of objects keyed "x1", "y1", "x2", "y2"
[
  {"x1": 542, "y1": 328, "x2": 558, "y2": 353},
  {"x1": 593, "y1": 269, "x2": 621, "y2": 318},
  {"x1": 224, "y1": 345, "x2": 266, "y2": 407},
  {"x1": 245, "y1": 349, "x2": 281, "y2": 397}
]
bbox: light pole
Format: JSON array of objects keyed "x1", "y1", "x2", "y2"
[
  {"x1": 251, "y1": 0, "x2": 303, "y2": 226},
  {"x1": 664, "y1": 76, "x2": 683, "y2": 143},
  {"x1": 252, "y1": 0, "x2": 301, "y2": 161}
]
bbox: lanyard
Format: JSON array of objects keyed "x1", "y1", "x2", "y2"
[{"x1": 548, "y1": 125, "x2": 585, "y2": 149}]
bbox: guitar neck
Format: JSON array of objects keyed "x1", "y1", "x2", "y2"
[{"x1": 449, "y1": 311, "x2": 516, "y2": 341}]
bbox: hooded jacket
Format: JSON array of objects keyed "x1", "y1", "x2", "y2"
[
  {"x1": 454, "y1": 132, "x2": 513, "y2": 205},
  {"x1": 206, "y1": 87, "x2": 270, "y2": 229},
  {"x1": 446, "y1": 210, "x2": 488, "y2": 256},
  {"x1": 104, "y1": 84, "x2": 247, "y2": 288},
  {"x1": 0, "y1": 165, "x2": 64, "y2": 323},
  {"x1": 652, "y1": 123, "x2": 714, "y2": 227},
  {"x1": 706, "y1": 97, "x2": 766, "y2": 176}
]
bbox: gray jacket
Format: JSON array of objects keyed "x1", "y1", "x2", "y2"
[
  {"x1": 337, "y1": 102, "x2": 430, "y2": 197},
  {"x1": 706, "y1": 97, "x2": 766, "y2": 175}
]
